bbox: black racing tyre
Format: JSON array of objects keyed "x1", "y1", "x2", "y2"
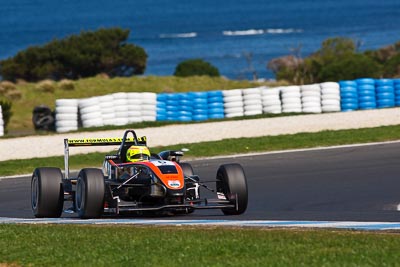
[
  {"x1": 216, "y1": 164, "x2": 248, "y2": 215},
  {"x1": 76, "y1": 168, "x2": 105, "y2": 219},
  {"x1": 31, "y1": 167, "x2": 64, "y2": 218},
  {"x1": 179, "y1": 162, "x2": 194, "y2": 177}
]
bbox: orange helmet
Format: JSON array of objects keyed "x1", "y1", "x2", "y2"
[{"x1": 126, "y1": 145, "x2": 151, "y2": 162}]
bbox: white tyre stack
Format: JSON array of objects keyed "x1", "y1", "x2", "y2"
[
  {"x1": 0, "y1": 105, "x2": 3, "y2": 136},
  {"x1": 98, "y1": 94, "x2": 115, "y2": 126},
  {"x1": 127, "y1": 92, "x2": 143, "y2": 124},
  {"x1": 300, "y1": 84, "x2": 322, "y2": 113},
  {"x1": 320, "y1": 82, "x2": 341, "y2": 112},
  {"x1": 79, "y1": 97, "x2": 103, "y2": 128},
  {"x1": 55, "y1": 99, "x2": 79, "y2": 133},
  {"x1": 242, "y1": 87, "x2": 263, "y2": 116},
  {"x1": 262, "y1": 87, "x2": 282, "y2": 114},
  {"x1": 141, "y1": 92, "x2": 157, "y2": 122},
  {"x1": 223, "y1": 89, "x2": 244, "y2": 118},
  {"x1": 281, "y1": 86, "x2": 302, "y2": 113},
  {"x1": 112, "y1": 92, "x2": 130, "y2": 126}
]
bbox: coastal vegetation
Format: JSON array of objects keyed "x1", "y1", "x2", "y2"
[
  {"x1": 174, "y1": 59, "x2": 220, "y2": 77},
  {"x1": 0, "y1": 28, "x2": 147, "y2": 82},
  {"x1": 268, "y1": 37, "x2": 400, "y2": 84}
]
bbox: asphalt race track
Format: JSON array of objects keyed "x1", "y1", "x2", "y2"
[{"x1": 1, "y1": 142, "x2": 400, "y2": 222}]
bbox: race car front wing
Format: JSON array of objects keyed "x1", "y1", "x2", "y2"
[{"x1": 102, "y1": 197, "x2": 238, "y2": 214}]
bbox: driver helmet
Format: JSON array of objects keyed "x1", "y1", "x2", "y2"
[{"x1": 126, "y1": 145, "x2": 151, "y2": 162}]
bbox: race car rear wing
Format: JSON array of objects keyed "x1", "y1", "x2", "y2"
[{"x1": 63, "y1": 130, "x2": 146, "y2": 179}]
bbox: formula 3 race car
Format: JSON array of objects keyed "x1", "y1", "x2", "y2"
[{"x1": 31, "y1": 129, "x2": 248, "y2": 218}]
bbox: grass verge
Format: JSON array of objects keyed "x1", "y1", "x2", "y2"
[
  {"x1": 0, "y1": 224, "x2": 399, "y2": 266},
  {"x1": 2, "y1": 124, "x2": 400, "y2": 176}
]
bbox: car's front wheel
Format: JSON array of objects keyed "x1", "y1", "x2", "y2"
[
  {"x1": 216, "y1": 164, "x2": 248, "y2": 215},
  {"x1": 179, "y1": 162, "x2": 194, "y2": 177},
  {"x1": 76, "y1": 168, "x2": 105, "y2": 219}
]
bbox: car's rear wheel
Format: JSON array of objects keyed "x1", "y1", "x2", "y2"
[
  {"x1": 216, "y1": 164, "x2": 248, "y2": 215},
  {"x1": 76, "y1": 168, "x2": 105, "y2": 219},
  {"x1": 31, "y1": 167, "x2": 64, "y2": 218}
]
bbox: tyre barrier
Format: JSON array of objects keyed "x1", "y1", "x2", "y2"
[
  {"x1": 98, "y1": 94, "x2": 115, "y2": 126},
  {"x1": 158, "y1": 93, "x2": 188, "y2": 122},
  {"x1": 395, "y1": 79, "x2": 400, "y2": 107},
  {"x1": 339, "y1": 81, "x2": 358, "y2": 111},
  {"x1": 356, "y1": 78, "x2": 376, "y2": 110},
  {"x1": 208, "y1": 90, "x2": 224, "y2": 119},
  {"x1": 242, "y1": 87, "x2": 263, "y2": 116},
  {"x1": 0, "y1": 105, "x2": 3, "y2": 137},
  {"x1": 223, "y1": 89, "x2": 244, "y2": 118},
  {"x1": 320, "y1": 82, "x2": 340, "y2": 112},
  {"x1": 79, "y1": 97, "x2": 103, "y2": 128},
  {"x1": 53, "y1": 79, "x2": 400, "y2": 132},
  {"x1": 375, "y1": 79, "x2": 395, "y2": 109},
  {"x1": 55, "y1": 99, "x2": 79, "y2": 133},
  {"x1": 128, "y1": 93, "x2": 143, "y2": 121},
  {"x1": 140, "y1": 93, "x2": 157, "y2": 122},
  {"x1": 281, "y1": 86, "x2": 302, "y2": 113},
  {"x1": 112, "y1": 92, "x2": 130, "y2": 126},
  {"x1": 156, "y1": 91, "x2": 225, "y2": 122},
  {"x1": 156, "y1": 93, "x2": 168, "y2": 121},
  {"x1": 338, "y1": 78, "x2": 400, "y2": 112},
  {"x1": 301, "y1": 84, "x2": 321, "y2": 113},
  {"x1": 261, "y1": 87, "x2": 282, "y2": 114},
  {"x1": 190, "y1": 92, "x2": 209, "y2": 121},
  {"x1": 32, "y1": 105, "x2": 55, "y2": 131}
]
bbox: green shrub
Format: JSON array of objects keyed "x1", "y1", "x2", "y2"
[
  {"x1": 383, "y1": 53, "x2": 400, "y2": 77},
  {"x1": 174, "y1": 59, "x2": 220, "y2": 77},
  {"x1": 268, "y1": 37, "x2": 392, "y2": 83},
  {"x1": 317, "y1": 54, "x2": 382, "y2": 81},
  {"x1": 0, "y1": 100, "x2": 12, "y2": 133},
  {"x1": 0, "y1": 28, "x2": 147, "y2": 82}
]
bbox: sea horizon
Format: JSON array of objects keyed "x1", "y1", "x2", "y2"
[{"x1": 0, "y1": 0, "x2": 399, "y2": 80}]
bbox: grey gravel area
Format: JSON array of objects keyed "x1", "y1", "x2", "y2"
[{"x1": 1, "y1": 108, "x2": 400, "y2": 161}]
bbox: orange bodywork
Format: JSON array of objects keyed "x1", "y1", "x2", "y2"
[
  {"x1": 140, "y1": 161, "x2": 184, "y2": 190},
  {"x1": 109, "y1": 159, "x2": 185, "y2": 190}
]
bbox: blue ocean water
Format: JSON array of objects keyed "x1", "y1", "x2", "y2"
[{"x1": 0, "y1": 0, "x2": 399, "y2": 80}]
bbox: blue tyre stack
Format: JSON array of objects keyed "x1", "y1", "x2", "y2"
[
  {"x1": 177, "y1": 93, "x2": 193, "y2": 122},
  {"x1": 375, "y1": 79, "x2": 395, "y2": 109},
  {"x1": 394, "y1": 79, "x2": 400, "y2": 106},
  {"x1": 190, "y1": 92, "x2": 209, "y2": 121},
  {"x1": 356, "y1": 78, "x2": 376, "y2": 110},
  {"x1": 339, "y1": 80, "x2": 358, "y2": 111},
  {"x1": 156, "y1": 93, "x2": 168, "y2": 121},
  {"x1": 165, "y1": 93, "x2": 181, "y2": 121},
  {"x1": 175, "y1": 93, "x2": 193, "y2": 122},
  {"x1": 207, "y1": 90, "x2": 225, "y2": 119}
]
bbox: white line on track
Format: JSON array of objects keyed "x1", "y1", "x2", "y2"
[
  {"x1": 197, "y1": 139, "x2": 400, "y2": 161},
  {"x1": 1, "y1": 217, "x2": 400, "y2": 231}
]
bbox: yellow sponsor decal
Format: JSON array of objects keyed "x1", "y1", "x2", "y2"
[{"x1": 67, "y1": 136, "x2": 146, "y2": 145}]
